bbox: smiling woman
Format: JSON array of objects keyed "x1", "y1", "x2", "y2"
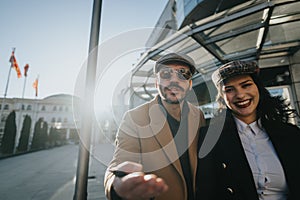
[
  {"x1": 221, "y1": 75, "x2": 260, "y2": 124},
  {"x1": 196, "y1": 60, "x2": 300, "y2": 200}
]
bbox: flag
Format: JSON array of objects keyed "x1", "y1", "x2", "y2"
[
  {"x1": 24, "y1": 64, "x2": 29, "y2": 77},
  {"x1": 33, "y1": 77, "x2": 39, "y2": 97},
  {"x1": 9, "y1": 50, "x2": 22, "y2": 78}
]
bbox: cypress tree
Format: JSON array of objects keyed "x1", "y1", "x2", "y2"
[
  {"x1": 17, "y1": 115, "x2": 32, "y2": 152},
  {"x1": 48, "y1": 126, "x2": 56, "y2": 147},
  {"x1": 0, "y1": 111, "x2": 17, "y2": 155},
  {"x1": 31, "y1": 118, "x2": 42, "y2": 150},
  {"x1": 31, "y1": 118, "x2": 48, "y2": 150},
  {"x1": 40, "y1": 121, "x2": 48, "y2": 148}
]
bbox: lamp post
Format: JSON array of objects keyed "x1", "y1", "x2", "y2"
[{"x1": 73, "y1": 0, "x2": 102, "y2": 199}]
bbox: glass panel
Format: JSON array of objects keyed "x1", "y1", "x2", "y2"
[
  {"x1": 199, "y1": 102, "x2": 218, "y2": 119},
  {"x1": 176, "y1": 0, "x2": 185, "y2": 27},
  {"x1": 215, "y1": 30, "x2": 258, "y2": 55},
  {"x1": 136, "y1": 59, "x2": 155, "y2": 73},
  {"x1": 4, "y1": 104, "x2": 9, "y2": 110},
  {"x1": 203, "y1": 11, "x2": 263, "y2": 38},
  {"x1": 186, "y1": 46, "x2": 218, "y2": 74},
  {"x1": 188, "y1": 46, "x2": 214, "y2": 65},
  {"x1": 272, "y1": 2, "x2": 300, "y2": 16},
  {"x1": 268, "y1": 21, "x2": 300, "y2": 44},
  {"x1": 132, "y1": 75, "x2": 155, "y2": 85},
  {"x1": 267, "y1": 86, "x2": 296, "y2": 125},
  {"x1": 27, "y1": 105, "x2": 31, "y2": 110},
  {"x1": 259, "y1": 56, "x2": 290, "y2": 68},
  {"x1": 167, "y1": 37, "x2": 200, "y2": 53}
]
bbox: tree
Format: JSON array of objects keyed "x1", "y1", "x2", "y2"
[
  {"x1": 16, "y1": 115, "x2": 32, "y2": 152},
  {"x1": 31, "y1": 118, "x2": 48, "y2": 150},
  {"x1": 48, "y1": 127, "x2": 54, "y2": 147},
  {"x1": 0, "y1": 111, "x2": 17, "y2": 155},
  {"x1": 40, "y1": 121, "x2": 48, "y2": 148},
  {"x1": 48, "y1": 126, "x2": 60, "y2": 147}
]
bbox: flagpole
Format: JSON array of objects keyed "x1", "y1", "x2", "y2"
[
  {"x1": 0, "y1": 49, "x2": 14, "y2": 121},
  {"x1": 22, "y1": 76, "x2": 27, "y2": 99},
  {"x1": 3, "y1": 67, "x2": 12, "y2": 100}
]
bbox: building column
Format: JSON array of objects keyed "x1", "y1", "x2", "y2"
[{"x1": 290, "y1": 49, "x2": 300, "y2": 118}]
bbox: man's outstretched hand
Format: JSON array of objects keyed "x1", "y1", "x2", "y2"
[{"x1": 111, "y1": 161, "x2": 168, "y2": 200}]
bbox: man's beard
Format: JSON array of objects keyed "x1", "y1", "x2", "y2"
[{"x1": 159, "y1": 83, "x2": 187, "y2": 104}]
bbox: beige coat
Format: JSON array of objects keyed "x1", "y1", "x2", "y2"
[{"x1": 104, "y1": 96, "x2": 205, "y2": 200}]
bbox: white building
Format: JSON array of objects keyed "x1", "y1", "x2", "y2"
[{"x1": 0, "y1": 94, "x2": 79, "y2": 147}]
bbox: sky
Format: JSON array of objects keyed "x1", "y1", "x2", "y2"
[{"x1": 0, "y1": 0, "x2": 169, "y2": 101}]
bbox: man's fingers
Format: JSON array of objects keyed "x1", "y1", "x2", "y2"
[
  {"x1": 112, "y1": 161, "x2": 143, "y2": 173},
  {"x1": 125, "y1": 174, "x2": 168, "y2": 199},
  {"x1": 111, "y1": 163, "x2": 168, "y2": 200}
]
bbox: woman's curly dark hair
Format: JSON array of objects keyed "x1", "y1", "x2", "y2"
[{"x1": 216, "y1": 74, "x2": 298, "y2": 124}]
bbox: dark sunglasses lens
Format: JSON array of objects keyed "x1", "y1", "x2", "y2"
[
  {"x1": 177, "y1": 69, "x2": 192, "y2": 80},
  {"x1": 159, "y1": 70, "x2": 172, "y2": 79},
  {"x1": 159, "y1": 68, "x2": 192, "y2": 80}
]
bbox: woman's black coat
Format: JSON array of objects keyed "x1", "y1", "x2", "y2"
[{"x1": 196, "y1": 110, "x2": 300, "y2": 200}]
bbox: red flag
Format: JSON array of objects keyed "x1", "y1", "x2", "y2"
[
  {"x1": 9, "y1": 50, "x2": 22, "y2": 78},
  {"x1": 33, "y1": 77, "x2": 39, "y2": 97},
  {"x1": 24, "y1": 64, "x2": 29, "y2": 77}
]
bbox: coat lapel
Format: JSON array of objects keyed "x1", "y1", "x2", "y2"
[
  {"x1": 219, "y1": 113, "x2": 259, "y2": 199},
  {"x1": 147, "y1": 97, "x2": 183, "y2": 176},
  {"x1": 147, "y1": 97, "x2": 201, "y2": 189},
  {"x1": 187, "y1": 104, "x2": 201, "y2": 191}
]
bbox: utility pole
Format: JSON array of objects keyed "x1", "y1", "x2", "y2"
[{"x1": 73, "y1": 0, "x2": 102, "y2": 199}]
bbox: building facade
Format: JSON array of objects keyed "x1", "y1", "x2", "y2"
[{"x1": 0, "y1": 94, "x2": 79, "y2": 148}]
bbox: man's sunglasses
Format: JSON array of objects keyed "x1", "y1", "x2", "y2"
[{"x1": 158, "y1": 68, "x2": 192, "y2": 81}]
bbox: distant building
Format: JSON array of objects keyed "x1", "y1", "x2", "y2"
[{"x1": 0, "y1": 94, "x2": 79, "y2": 147}]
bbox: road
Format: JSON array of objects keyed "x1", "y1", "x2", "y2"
[{"x1": 0, "y1": 144, "x2": 113, "y2": 200}]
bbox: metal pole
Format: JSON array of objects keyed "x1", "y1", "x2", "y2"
[
  {"x1": 0, "y1": 57, "x2": 13, "y2": 120},
  {"x1": 73, "y1": 0, "x2": 102, "y2": 199},
  {"x1": 22, "y1": 76, "x2": 27, "y2": 99}
]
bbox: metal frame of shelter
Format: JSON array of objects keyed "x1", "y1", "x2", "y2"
[{"x1": 129, "y1": 0, "x2": 300, "y2": 106}]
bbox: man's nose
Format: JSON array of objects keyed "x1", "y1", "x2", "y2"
[{"x1": 169, "y1": 71, "x2": 180, "y2": 81}]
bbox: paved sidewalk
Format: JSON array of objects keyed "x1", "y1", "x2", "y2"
[
  {"x1": 87, "y1": 143, "x2": 115, "y2": 200},
  {"x1": 0, "y1": 143, "x2": 113, "y2": 200},
  {"x1": 86, "y1": 158, "x2": 107, "y2": 200}
]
